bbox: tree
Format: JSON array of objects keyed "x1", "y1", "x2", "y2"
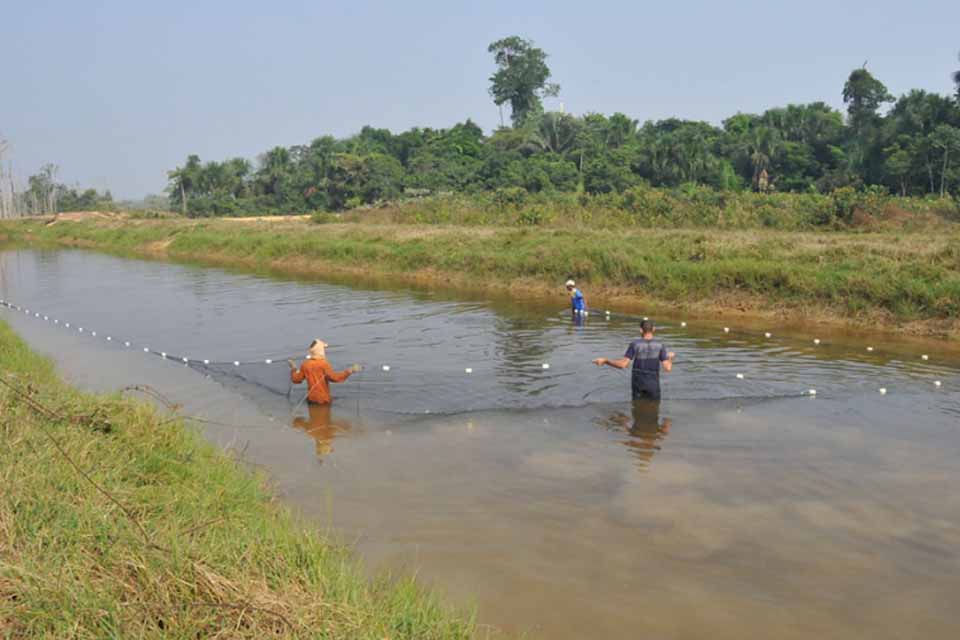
[
  {"x1": 167, "y1": 155, "x2": 201, "y2": 215},
  {"x1": 884, "y1": 90, "x2": 960, "y2": 194},
  {"x1": 842, "y1": 67, "x2": 893, "y2": 182},
  {"x1": 324, "y1": 153, "x2": 403, "y2": 210},
  {"x1": 583, "y1": 150, "x2": 636, "y2": 194},
  {"x1": 488, "y1": 37, "x2": 560, "y2": 127},
  {"x1": 24, "y1": 164, "x2": 60, "y2": 213},
  {"x1": 930, "y1": 124, "x2": 960, "y2": 197},
  {"x1": 883, "y1": 141, "x2": 913, "y2": 196},
  {"x1": 954, "y1": 51, "x2": 960, "y2": 101},
  {"x1": 842, "y1": 67, "x2": 893, "y2": 135},
  {"x1": 522, "y1": 112, "x2": 582, "y2": 158}
]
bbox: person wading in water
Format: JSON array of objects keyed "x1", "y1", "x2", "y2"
[
  {"x1": 566, "y1": 279, "x2": 586, "y2": 316},
  {"x1": 592, "y1": 320, "x2": 675, "y2": 401},
  {"x1": 288, "y1": 339, "x2": 361, "y2": 405}
]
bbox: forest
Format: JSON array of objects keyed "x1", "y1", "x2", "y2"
[{"x1": 16, "y1": 38, "x2": 960, "y2": 219}]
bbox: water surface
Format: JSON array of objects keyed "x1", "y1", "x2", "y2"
[{"x1": 2, "y1": 248, "x2": 959, "y2": 639}]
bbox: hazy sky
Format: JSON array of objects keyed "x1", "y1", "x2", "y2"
[{"x1": 3, "y1": 0, "x2": 958, "y2": 198}]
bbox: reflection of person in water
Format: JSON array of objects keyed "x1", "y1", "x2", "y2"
[
  {"x1": 292, "y1": 403, "x2": 354, "y2": 456},
  {"x1": 598, "y1": 400, "x2": 672, "y2": 470}
]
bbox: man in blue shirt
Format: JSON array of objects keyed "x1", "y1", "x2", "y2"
[
  {"x1": 593, "y1": 320, "x2": 675, "y2": 400},
  {"x1": 566, "y1": 279, "x2": 586, "y2": 315}
]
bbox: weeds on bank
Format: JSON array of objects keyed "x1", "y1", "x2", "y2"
[
  {"x1": 0, "y1": 321, "x2": 476, "y2": 639},
  {"x1": 3, "y1": 210, "x2": 960, "y2": 326},
  {"x1": 330, "y1": 187, "x2": 960, "y2": 231}
]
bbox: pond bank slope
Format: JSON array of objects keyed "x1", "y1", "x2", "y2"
[{"x1": 0, "y1": 319, "x2": 476, "y2": 638}]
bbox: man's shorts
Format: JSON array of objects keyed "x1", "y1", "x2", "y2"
[{"x1": 631, "y1": 372, "x2": 661, "y2": 401}]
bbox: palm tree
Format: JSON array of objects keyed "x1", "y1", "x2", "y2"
[
  {"x1": 167, "y1": 155, "x2": 201, "y2": 215},
  {"x1": 522, "y1": 112, "x2": 582, "y2": 159},
  {"x1": 744, "y1": 127, "x2": 780, "y2": 191},
  {"x1": 605, "y1": 113, "x2": 638, "y2": 149}
]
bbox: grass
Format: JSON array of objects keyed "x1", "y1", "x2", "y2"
[
  {"x1": 2, "y1": 213, "x2": 960, "y2": 337},
  {"x1": 326, "y1": 187, "x2": 960, "y2": 231},
  {"x1": 0, "y1": 319, "x2": 477, "y2": 638}
]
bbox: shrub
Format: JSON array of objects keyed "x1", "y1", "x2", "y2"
[{"x1": 310, "y1": 211, "x2": 339, "y2": 224}]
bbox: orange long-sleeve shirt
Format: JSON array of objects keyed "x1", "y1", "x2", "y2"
[{"x1": 291, "y1": 358, "x2": 353, "y2": 404}]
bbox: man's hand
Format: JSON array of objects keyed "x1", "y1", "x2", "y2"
[
  {"x1": 287, "y1": 359, "x2": 297, "y2": 370},
  {"x1": 350, "y1": 364, "x2": 363, "y2": 373},
  {"x1": 592, "y1": 358, "x2": 608, "y2": 366},
  {"x1": 667, "y1": 352, "x2": 675, "y2": 360}
]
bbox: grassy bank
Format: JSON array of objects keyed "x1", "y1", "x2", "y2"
[
  {"x1": 325, "y1": 188, "x2": 960, "y2": 231},
  {"x1": 2, "y1": 214, "x2": 960, "y2": 337},
  {"x1": 0, "y1": 320, "x2": 476, "y2": 638}
]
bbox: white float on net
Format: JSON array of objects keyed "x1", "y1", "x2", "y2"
[
  {"x1": 382, "y1": 365, "x2": 391, "y2": 372},
  {"x1": 879, "y1": 387, "x2": 887, "y2": 395},
  {"x1": 542, "y1": 363, "x2": 551, "y2": 370}
]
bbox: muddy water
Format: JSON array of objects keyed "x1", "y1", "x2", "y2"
[{"x1": 2, "y1": 248, "x2": 959, "y2": 639}]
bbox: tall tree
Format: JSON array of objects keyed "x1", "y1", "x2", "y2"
[
  {"x1": 842, "y1": 67, "x2": 893, "y2": 135},
  {"x1": 167, "y1": 155, "x2": 201, "y2": 215},
  {"x1": 954, "y1": 51, "x2": 960, "y2": 101},
  {"x1": 842, "y1": 67, "x2": 893, "y2": 181},
  {"x1": 488, "y1": 37, "x2": 560, "y2": 127}
]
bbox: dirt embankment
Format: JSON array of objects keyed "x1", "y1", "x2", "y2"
[{"x1": 45, "y1": 211, "x2": 121, "y2": 224}]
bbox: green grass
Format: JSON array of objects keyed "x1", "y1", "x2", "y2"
[
  {"x1": 327, "y1": 187, "x2": 959, "y2": 231},
  {"x1": 2, "y1": 215, "x2": 960, "y2": 333},
  {"x1": 0, "y1": 320, "x2": 477, "y2": 638}
]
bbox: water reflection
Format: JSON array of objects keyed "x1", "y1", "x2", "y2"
[
  {"x1": 291, "y1": 404, "x2": 355, "y2": 457},
  {"x1": 596, "y1": 400, "x2": 672, "y2": 470}
]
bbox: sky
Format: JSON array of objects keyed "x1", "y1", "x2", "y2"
[{"x1": 2, "y1": 0, "x2": 959, "y2": 199}]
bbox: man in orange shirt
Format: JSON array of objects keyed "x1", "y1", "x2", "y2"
[{"x1": 288, "y1": 339, "x2": 361, "y2": 405}]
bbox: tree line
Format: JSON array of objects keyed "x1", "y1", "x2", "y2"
[
  {"x1": 2, "y1": 157, "x2": 114, "y2": 218},
  {"x1": 39, "y1": 37, "x2": 960, "y2": 217}
]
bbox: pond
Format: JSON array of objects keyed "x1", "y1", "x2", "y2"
[{"x1": 2, "y1": 248, "x2": 959, "y2": 639}]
